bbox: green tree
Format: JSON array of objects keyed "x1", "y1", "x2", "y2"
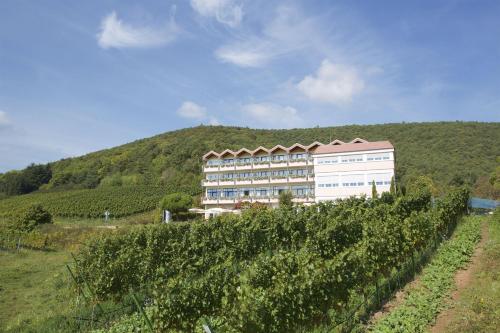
[
  {"x1": 371, "y1": 180, "x2": 378, "y2": 199},
  {"x1": 14, "y1": 203, "x2": 52, "y2": 232},
  {"x1": 390, "y1": 177, "x2": 396, "y2": 195},
  {"x1": 159, "y1": 193, "x2": 193, "y2": 220},
  {"x1": 279, "y1": 190, "x2": 293, "y2": 208}
]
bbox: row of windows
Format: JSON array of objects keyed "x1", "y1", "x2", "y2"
[
  {"x1": 318, "y1": 180, "x2": 391, "y2": 188},
  {"x1": 206, "y1": 153, "x2": 309, "y2": 166},
  {"x1": 317, "y1": 153, "x2": 391, "y2": 165},
  {"x1": 207, "y1": 186, "x2": 313, "y2": 198},
  {"x1": 206, "y1": 169, "x2": 312, "y2": 180}
]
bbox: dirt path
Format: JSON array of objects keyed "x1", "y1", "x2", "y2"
[{"x1": 428, "y1": 221, "x2": 489, "y2": 333}]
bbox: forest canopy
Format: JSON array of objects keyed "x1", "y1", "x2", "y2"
[{"x1": 1, "y1": 122, "x2": 499, "y2": 199}]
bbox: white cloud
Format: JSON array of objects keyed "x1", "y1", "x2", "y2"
[
  {"x1": 190, "y1": 0, "x2": 243, "y2": 27},
  {"x1": 214, "y1": 6, "x2": 324, "y2": 67},
  {"x1": 176, "y1": 101, "x2": 221, "y2": 125},
  {"x1": 97, "y1": 11, "x2": 178, "y2": 49},
  {"x1": 0, "y1": 111, "x2": 11, "y2": 128},
  {"x1": 241, "y1": 103, "x2": 302, "y2": 128},
  {"x1": 215, "y1": 44, "x2": 270, "y2": 67},
  {"x1": 297, "y1": 60, "x2": 364, "y2": 104},
  {"x1": 177, "y1": 101, "x2": 207, "y2": 120}
]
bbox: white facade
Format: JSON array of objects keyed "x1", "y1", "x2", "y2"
[
  {"x1": 201, "y1": 139, "x2": 395, "y2": 209},
  {"x1": 313, "y1": 149, "x2": 395, "y2": 202}
]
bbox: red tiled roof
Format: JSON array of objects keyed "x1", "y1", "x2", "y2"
[{"x1": 312, "y1": 140, "x2": 393, "y2": 154}]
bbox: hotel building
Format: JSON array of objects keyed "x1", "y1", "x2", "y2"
[{"x1": 201, "y1": 138, "x2": 395, "y2": 209}]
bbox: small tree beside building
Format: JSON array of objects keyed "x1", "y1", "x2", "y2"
[{"x1": 158, "y1": 193, "x2": 193, "y2": 221}]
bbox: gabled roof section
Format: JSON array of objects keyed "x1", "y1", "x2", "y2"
[
  {"x1": 203, "y1": 151, "x2": 220, "y2": 160},
  {"x1": 350, "y1": 138, "x2": 368, "y2": 144},
  {"x1": 235, "y1": 148, "x2": 252, "y2": 156},
  {"x1": 306, "y1": 141, "x2": 324, "y2": 152},
  {"x1": 219, "y1": 149, "x2": 236, "y2": 158},
  {"x1": 288, "y1": 143, "x2": 306, "y2": 152},
  {"x1": 329, "y1": 139, "x2": 345, "y2": 145},
  {"x1": 269, "y1": 144, "x2": 288, "y2": 153},
  {"x1": 313, "y1": 140, "x2": 393, "y2": 155},
  {"x1": 252, "y1": 146, "x2": 269, "y2": 155}
]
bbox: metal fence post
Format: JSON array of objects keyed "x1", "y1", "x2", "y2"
[{"x1": 131, "y1": 293, "x2": 154, "y2": 333}]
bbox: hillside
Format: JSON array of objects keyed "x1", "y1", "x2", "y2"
[{"x1": 1, "y1": 122, "x2": 499, "y2": 199}]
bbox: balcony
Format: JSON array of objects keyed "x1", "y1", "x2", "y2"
[
  {"x1": 253, "y1": 177, "x2": 270, "y2": 184},
  {"x1": 270, "y1": 160, "x2": 288, "y2": 168},
  {"x1": 203, "y1": 165, "x2": 219, "y2": 172},
  {"x1": 235, "y1": 178, "x2": 252, "y2": 185},
  {"x1": 219, "y1": 198, "x2": 236, "y2": 204},
  {"x1": 202, "y1": 180, "x2": 219, "y2": 187},
  {"x1": 253, "y1": 161, "x2": 270, "y2": 169},
  {"x1": 270, "y1": 176, "x2": 288, "y2": 184},
  {"x1": 219, "y1": 179, "x2": 235, "y2": 186},
  {"x1": 288, "y1": 175, "x2": 309, "y2": 183},
  {"x1": 235, "y1": 163, "x2": 252, "y2": 170},
  {"x1": 202, "y1": 197, "x2": 219, "y2": 204},
  {"x1": 220, "y1": 164, "x2": 235, "y2": 171},
  {"x1": 288, "y1": 158, "x2": 308, "y2": 167}
]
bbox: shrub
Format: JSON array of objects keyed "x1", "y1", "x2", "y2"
[
  {"x1": 15, "y1": 203, "x2": 52, "y2": 232},
  {"x1": 158, "y1": 193, "x2": 193, "y2": 219},
  {"x1": 279, "y1": 190, "x2": 293, "y2": 208}
]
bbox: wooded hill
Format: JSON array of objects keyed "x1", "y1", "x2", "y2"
[{"x1": 1, "y1": 122, "x2": 499, "y2": 199}]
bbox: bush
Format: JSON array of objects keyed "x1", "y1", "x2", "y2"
[
  {"x1": 279, "y1": 190, "x2": 293, "y2": 208},
  {"x1": 15, "y1": 203, "x2": 52, "y2": 232},
  {"x1": 158, "y1": 193, "x2": 193, "y2": 219}
]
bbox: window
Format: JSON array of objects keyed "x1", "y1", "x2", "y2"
[
  {"x1": 255, "y1": 188, "x2": 269, "y2": 196},
  {"x1": 290, "y1": 153, "x2": 305, "y2": 160},
  {"x1": 237, "y1": 157, "x2": 251, "y2": 164},
  {"x1": 272, "y1": 154, "x2": 286, "y2": 161},
  {"x1": 222, "y1": 188, "x2": 237, "y2": 198},
  {"x1": 367, "y1": 173, "x2": 392, "y2": 186},
  {"x1": 240, "y1": 188, "x2": 252, "y2": 197},
  {"x1": 341, "y1": 155, "x2": 364, "y2": 163},
  {"x1": 207, "y1": 174, "x2": 219, "y2": 180},
  {"x1": 207, "y1": 189, "x2": 219, "y2": 198},
  {"x1": 292, "y1": 186, "x2": 308, "y2": 196},
  {"x1": 221, "y1": 173, "x2": 235, "y2": 180},
  {"x1": 273, "y1": 170, "x2": 287, "y2": 176},
  {"x1": 222, "y1": 158, "x2": 234, "y2": 165},
  {"x1": 254, "y1": 155, "x2": 270, "y2": 162},
  {"x1": 367, "y1": 153, "x2": 391, "y2": 161},
  {"x1": 317, "y1": 156, "x2": 338, "y2": 164},
  {"x1": 207, "y1": 159, "x2": 220, "y2": 166},
  {"x1": 341, "y1": 174, "x2": 364, "y2": 187},
  {"x1": 239, "y1": 172, "x2": 252, "y2": 179}
]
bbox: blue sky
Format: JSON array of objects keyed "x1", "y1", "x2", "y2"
[{"x1": 1, "y1": 0, "x2": 499, "y2": 172}]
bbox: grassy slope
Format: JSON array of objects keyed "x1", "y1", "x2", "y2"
[
  {"x1": 38, "y1": 122, "x2": 500, "y2": 194},
  {"x1": 441, "y1": 213, "x2": 500, "y2": 332},
  {"x1": 0, "y1": 249, "x2": 72, "y2": 332}
]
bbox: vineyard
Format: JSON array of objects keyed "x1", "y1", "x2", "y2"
[
  {"x1": 0, "y1": 186, "x2": 173, "y2": 220},
  {"x1": 75, "y1": 187, "x2": 469, "y2": 332}
]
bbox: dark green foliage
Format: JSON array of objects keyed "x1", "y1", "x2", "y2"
[
  {"x1": 278, "y1": 190, "x2": 293, "y2": 208},
  {"x1": 14, "y1": 203, "x2": 52, "y2": 232},
  {"x1": 0, "y1": 164, "x2": 51, "y2": 195},
  {"x1": 159, "y1": 192, "x2": 193, "y2": 218},
  {"x1": 390, "y1": 176, "x2": 396, "y2": 195},
  {"x1": 1, "y1": 122, "x2": 498, "y2": 199},
  {"x1": 75, "y1": 188, "x2": 469, "y2": 332},
  {"x1": 372, "y1": 180, "x2": 378, "y2": 199}
]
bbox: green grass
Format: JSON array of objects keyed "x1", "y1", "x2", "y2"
[
  {"x1": 369, "y1": 216, "x2": 483, "y2": 333},
  {"x1": 442, "y1": 212, "x2": 500, "y2": 332},
  {"x1": 0, "y1": 249, "x2": 73, "y2": 332}
]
